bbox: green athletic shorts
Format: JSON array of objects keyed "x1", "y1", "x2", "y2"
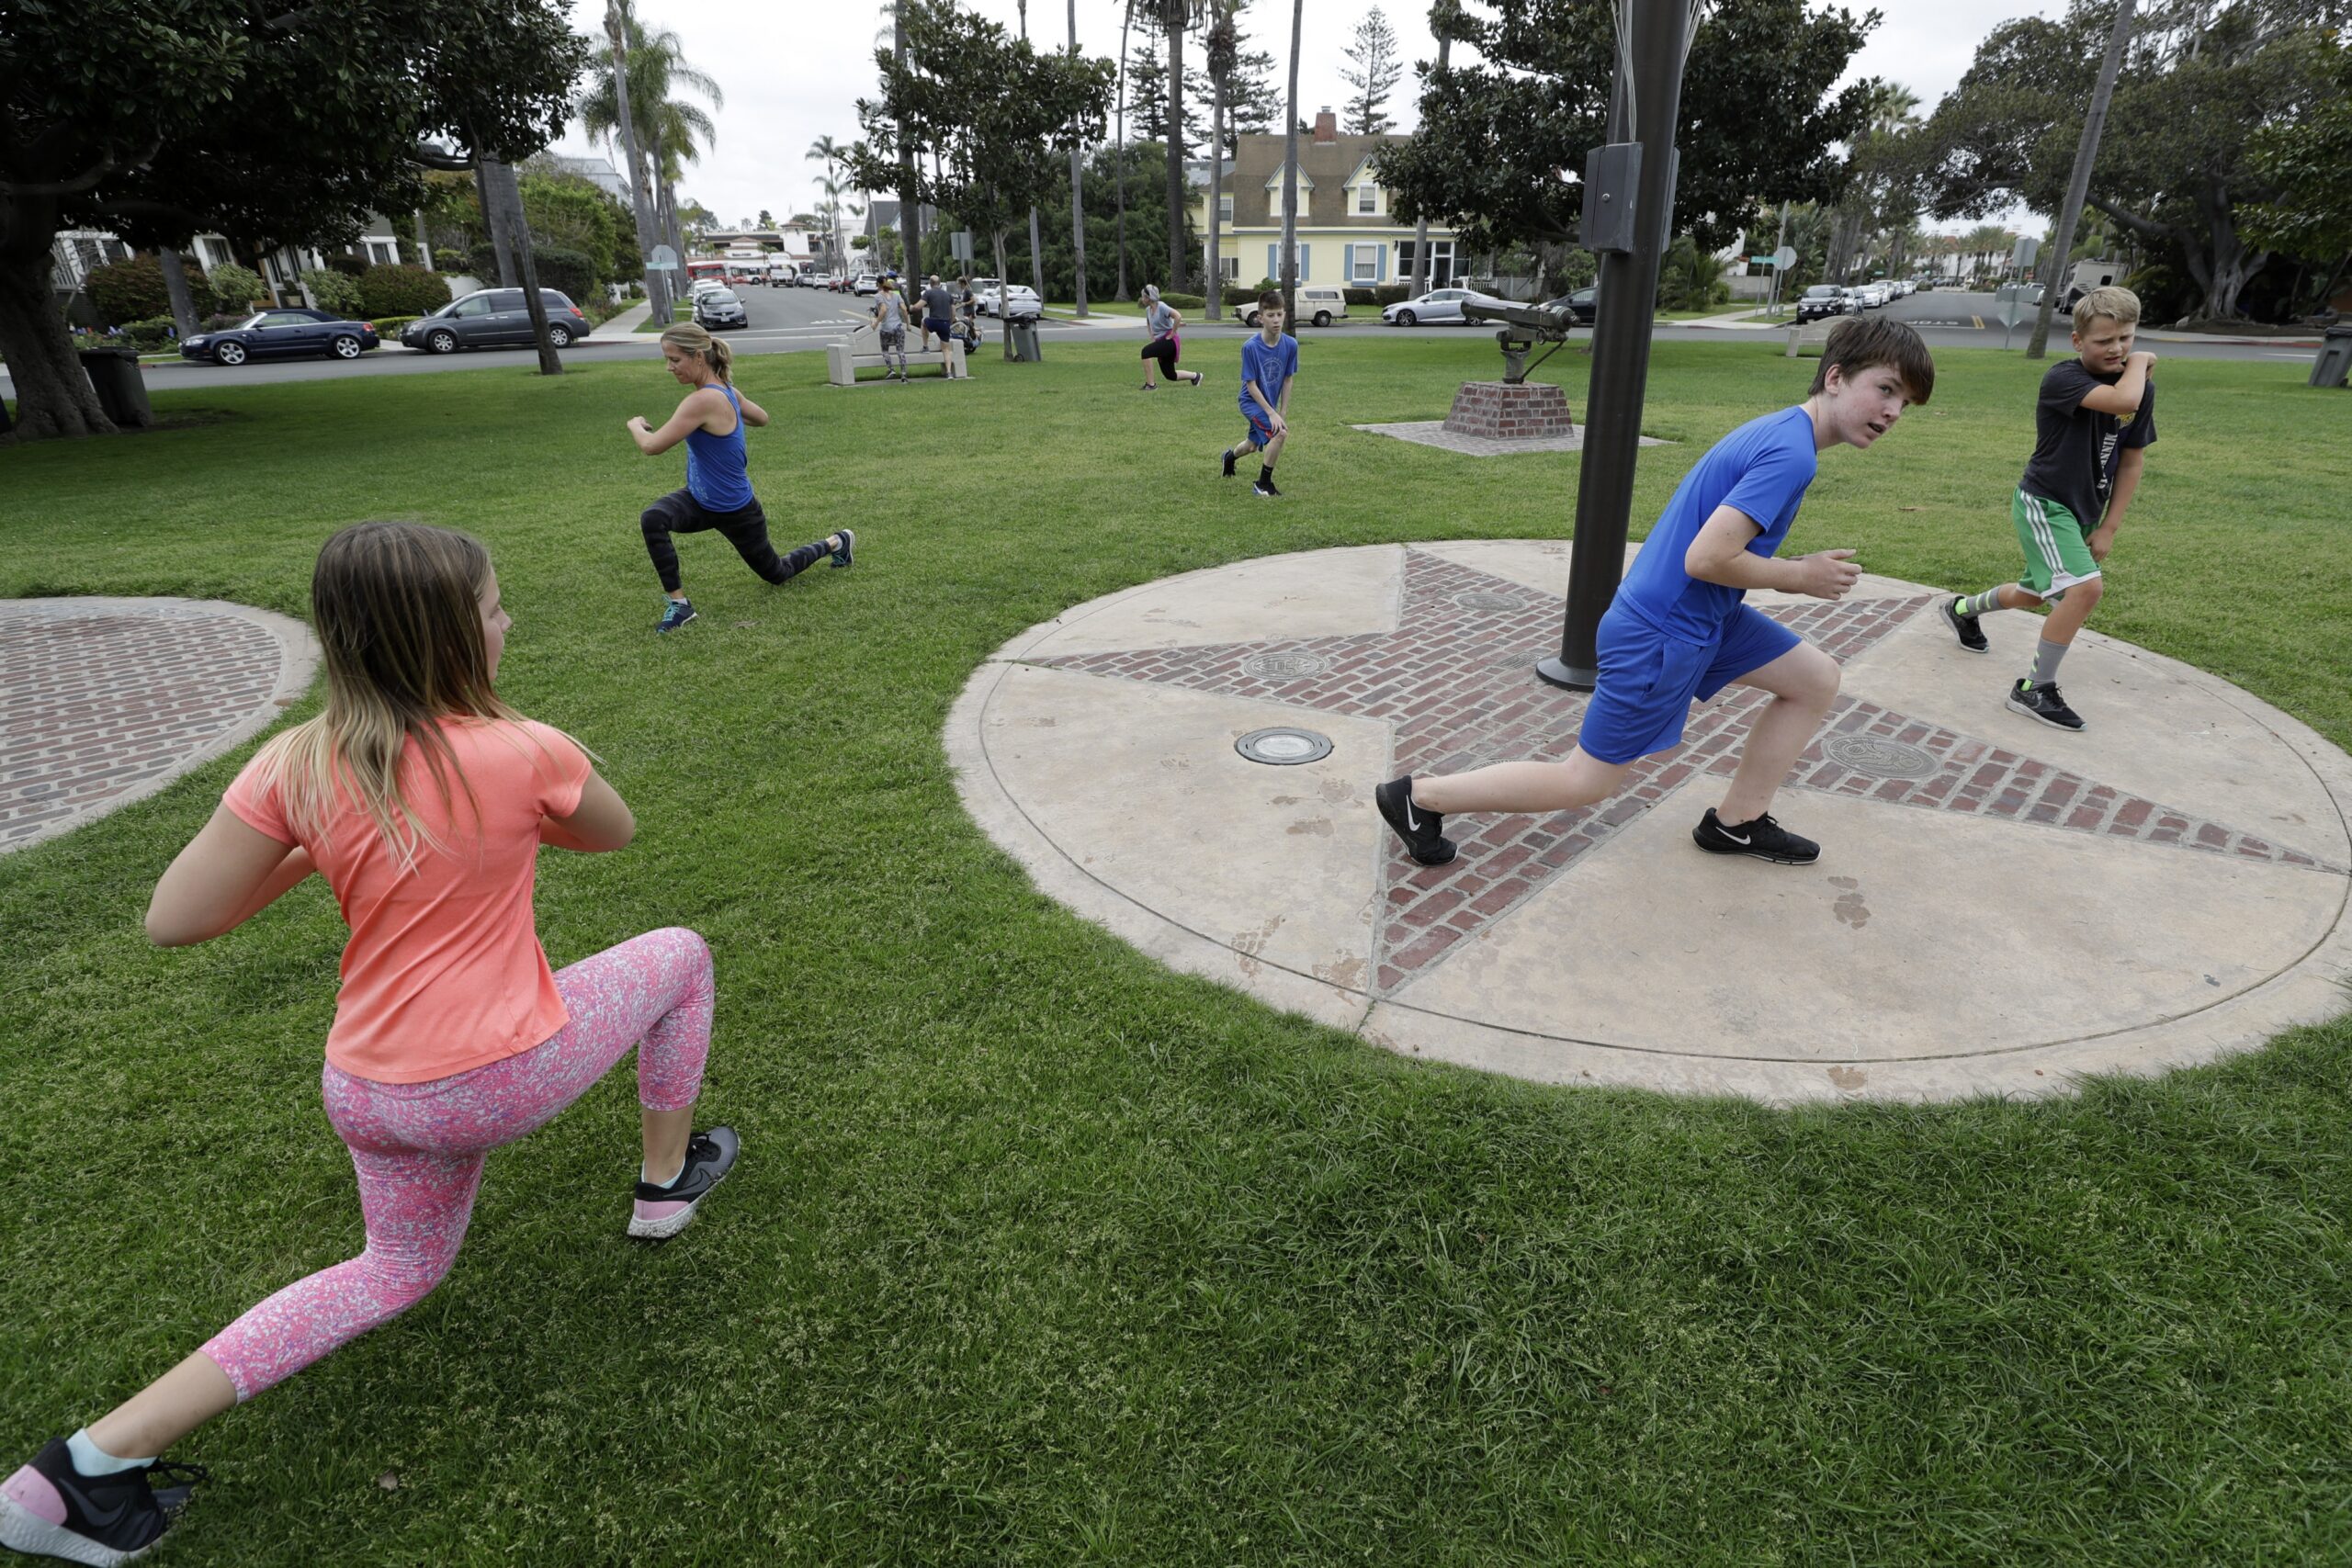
[{"x1": 2011, "y1": 489, "x2": 2100, "y2": 601}]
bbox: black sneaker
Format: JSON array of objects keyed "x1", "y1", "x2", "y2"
[
  {"x1": 1252, "y1": 478, "x2": 1282, "y2": 498},
  {"x1": 830, "y1": 527, "x2": 855, "y2": 569},
  {"x1": 1374, "y1": 776, "x2": 1456, "y2": 866},
  {"x1": 2007, "y1": 678, "x2": 2085, "y2": 731},
  {"x1": 629, "y1": 1125, "x2": 741, "y2": 1239},
  {"x1": 654, "y1": 599, "x2": 696, "y2": 635},
  {"x1": 1221, "y1": 449, "x2": 1238, "y2": 479},
  {"x1": 1692, "y1": 807, "x2": 1820, "y2": 864},
  {"x1": 1941, "y1": 596, "x2": 1990, "y2": 653},
  {"x1": 1, "y1": 1438, "x2": 208, "y2": 1566}
]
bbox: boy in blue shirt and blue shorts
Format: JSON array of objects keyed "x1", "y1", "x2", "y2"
[
  {"x1": 1222, "y1": 291, "x2": 1299, "y2": 497},
  {"x1": 1377, "y1": 318, "x2": 1936, "y2": 868}
]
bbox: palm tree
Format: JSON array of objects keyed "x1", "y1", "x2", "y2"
[
  {"x1": 1068, "y1": 0, "x2": 1089, "y2": 315},
  {"x1": 1113, "y1": 0, "x2": 1134, "y2": 299},
  {"x1": 808, "y1": 136, "x2": 847, "y2": 269},
  {"x1": 1410, "y1": 0, "x2": 1462, "y2": 296},
  {"x1": 1141, "y1": 0, "x2": 1207, "y2": 292},
  {"x1": 580, "y1": 4, "x2": 722, "y2": 283},
  {"x1": 1280, "y1": 0, "x2": 1300, "y2": 318},
  {"x1": 1865, "y1": 82, "x2": 1922, "y2": 138},
  {"x1": 582, "y1": 1, "x2": 666, "y2": 316},
  {"x1": 1203, "y1": 1, "x2": 1238, "y2": 318}
]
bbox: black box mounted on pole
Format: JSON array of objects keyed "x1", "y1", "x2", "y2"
[{"x1": 1581, "y1": 143, "x2": 1643, "y2": 254}]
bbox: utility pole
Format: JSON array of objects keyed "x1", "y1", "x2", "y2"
[
  {"x1": 1538, "y1": 0, "x2": 1699, "y2": 691},
  {"x1": 1768, "y1": 199, "x2": 1788, "y2": 317},
  {"x1": 2028, "y1": 0, "x2": 2137, "y2": 358},
  {"x1": 1069, "y1": 0, "x2": 1090, "y2": 316},
  {"x1": 605, "y1": 3, "x2": 669, "y2": 325}
]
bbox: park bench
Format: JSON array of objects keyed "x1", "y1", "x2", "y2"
[{"x1": 826, "y1": 318, "x2": 965, "y2": 386}]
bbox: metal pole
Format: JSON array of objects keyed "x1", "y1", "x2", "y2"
[
  {"x1": 2027, "y1": 0, "x2": 2136, "y2": 358},
  {"x1": 1769, "y1": 199, "x2": 1787, "y2": 317},
  {"x1": 1538, "y1": 0, "x2": 1695, "y2": 691}
]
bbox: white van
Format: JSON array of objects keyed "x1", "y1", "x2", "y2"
[{"x1": 1243, "y1": 286, "x2": 1349, "y2": 328}]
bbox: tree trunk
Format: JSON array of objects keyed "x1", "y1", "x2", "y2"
[
  {"x1": 487, "y1": 156, "x2": 563, "y2": 375},
  {"x1": 477, "y1": 159, "x2": 520, "y2": 286},
  {"x1": 1166, "y1": 19, "x2": 1188, "y2": 292},
  {"x1": 1410, "y1": 24, "x2": 1452, "y2": 298},
  {"x1": 994, "y1": 226, "x2": 1014, "y2": 359},
  {"x1": 1069, "y1": 0, "x2": 1090, "y2": 317},
  {"x1": 899, "y1": 6, "x2": 927, "y2": 300},
  {"x1": 157, "y1": 248, "x2": 199, "y2": 337},
  {"x1": 1282, "y1": 0, "x2": 1302, "y2": 321},
  {"x1": 2029, "y1": 0, "x2": 2135, "y2": 356},
  {"x1": 1114, "y1": 2, "x2": 1132, "y2": 299},
  {"x1": 0, "y1": 241, "x2": 115, "y2": 440},
  {"x1": 603, "y1": 6, "x2": 669, "y2": 323},
  {"x1": 1206, "y1": 78, "x2": 1226, "y2": 319}
]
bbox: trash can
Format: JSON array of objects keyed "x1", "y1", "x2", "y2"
[
  {"x1": 2310, "y1": 323, "x2": 2352, "y2": 389},
  {"x1": 1006, "y1": 315, "x2": 1043, "y2": 363},
  {"x1": 77, "y1": 347, "x2": 153, "y2": 429}
]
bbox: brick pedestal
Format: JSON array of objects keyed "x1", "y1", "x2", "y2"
[{"x1": 1442, "y1": 380, "x2": 1575, "y2": 440}]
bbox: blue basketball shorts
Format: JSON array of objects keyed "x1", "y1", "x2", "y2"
[{"x1": 1575, "y1": 603, "x2": 1802, "y2": 765}]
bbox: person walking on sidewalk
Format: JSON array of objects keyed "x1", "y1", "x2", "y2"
[
  {"x1": 0, "y1": 522, "x2": 741, "y2": 1566},
  {"x1": 629, "y1": 322, "x2": 854, "y2": 635}
]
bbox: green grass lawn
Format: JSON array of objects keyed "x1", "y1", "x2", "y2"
[{"x1": 5, "y1": 339, "x2": 2352, "y2": 1564}]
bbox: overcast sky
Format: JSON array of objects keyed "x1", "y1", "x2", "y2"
[{"x1": 551, "y1": 0, "x2": 2048, "y2": 235}]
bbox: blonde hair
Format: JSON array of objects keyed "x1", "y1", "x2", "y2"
[
  {"x1": 659, "y1": 320, "x2": 733, "y2": 384},
  {"x1": 253, "y1": 523, "x2": 528, "y2": 872},
  {"x1": 2072, "y1": 285, "x2": 2141, "y2": 333}
]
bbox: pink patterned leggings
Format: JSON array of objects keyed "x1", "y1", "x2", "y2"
[{"x1": 198, "y1": 927, "x2": 714, "y2": 1402}]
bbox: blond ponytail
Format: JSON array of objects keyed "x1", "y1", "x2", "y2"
[{"x1": 659, "y1": 321, "x2": 732, "y2": 384}]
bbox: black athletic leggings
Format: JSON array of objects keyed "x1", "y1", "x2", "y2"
[
  {"x1": 1141, "y1": 337, "x2": 1180, "y2": 374},
  {"x1": 640, "y1": 489, "x2": 831, "y2": 594}
]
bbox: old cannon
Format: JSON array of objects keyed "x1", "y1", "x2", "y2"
[{"x1": 1462, "y1": 298, "x2": 1578, "y2": 385}]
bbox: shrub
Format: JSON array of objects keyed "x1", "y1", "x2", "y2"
[
  {"x1": 206, "y1": 262, "x2": 266, "y2": 311},
  {"x1": 526, "y1": 244, "x2": 596, "y2": 305},
  {"x1": 368, "y1": 315, "x2": 422, "y2": 337},
  {"x1": 116, "y1": 316, "x2": 179, "y2": 351},
  {"x1": 1224, "y1": 283, "x2": 1262, "y2": 308},
  {"x1": 322, "y1": 253, "x2": 372, "y2": 279},
  {"x1": 1374, "y1": 282, "x2": 1410, "y2": 305},
  {"x1": 300, "y1": 267, "x2": 363, "y2": 314},
  {"x1": 1159, "y1": 291, "x2": 1204, "y2": 310},
  {"x1": 85, "y1": 256, "x2": 175, "y2": 326},
  {"x1": 198, "y1": 311, "x2": 246, "y2": 333},
  {"x1": 357, "y1": 264, "x2": 452, "y2": 318},
  {"x1": 1342, "y1": 287, "x2": 1377, "y2": 306}
]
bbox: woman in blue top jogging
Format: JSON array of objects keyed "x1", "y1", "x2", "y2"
[{"x1": 628, "y1": 322, "x2": 856, "y2": 635}]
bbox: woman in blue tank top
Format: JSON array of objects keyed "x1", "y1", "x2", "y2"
[{"x1": 626, "y1": 323, "x2": 858, "y2": 635}]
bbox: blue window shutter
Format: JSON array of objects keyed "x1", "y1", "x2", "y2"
[
  {"x1": 1300, "y1": 243, "x2": 1310, "y2": 281},
  {"x1": 1267, "y1": 243, "x2": 1277, "y2": 280},
  {"x1": 1344, "y1": 243, "x2": 1355, "y2": 281},
  {"x1": 1378, "y1": 245, "x2": 1389, "y2": 283}
]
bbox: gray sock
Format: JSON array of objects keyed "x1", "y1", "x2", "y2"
[
  {"x1": 2030, "y1": 637, "x2": 2068, "y2": 686},
  {"x1": 1958, "y1": 587, "x2": 2008, "y2": 617}
]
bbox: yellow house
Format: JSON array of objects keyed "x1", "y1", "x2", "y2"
[{"x1": 1194, "y1": 111, "x2": 1464, "y2": 294}]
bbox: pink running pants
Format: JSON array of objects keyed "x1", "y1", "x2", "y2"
[{"x1": 198, "y1": 927, "x2": 714, "y2": 1401}]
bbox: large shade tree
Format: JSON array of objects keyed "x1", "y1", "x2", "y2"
[
  {"x1": 0, "y1": 0, "x2": 583, "y2": 440},
  {"x1": 1376, "y1": 0, "x2": 1879, "y2": 260},
  {"x1": 1915, "y1": 0, "x2": 2350, "y2": 321}
]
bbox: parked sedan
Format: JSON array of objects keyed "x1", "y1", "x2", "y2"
[
  {"x1": 1381, "y1": 287, "x2": 1506, "y2": 326},
  {"x1": 974, "y1": 280, "x2": 1042, "y2": 318},
  {"x1": 695, "y1": 288, "x2": 749, "y2": 329},
  {"x1": 180, "y1": 308, "x2": 380, "y2": 366},
  {"x1": 401, "y1": 288, "x2": 593, "y2": 354},
  {"x1": 1538, "y1": 287, "x2": 1598, "y2": 326},
  {"x1": 1794, "y1": 285, "x2": 1849, "y2": 322}
]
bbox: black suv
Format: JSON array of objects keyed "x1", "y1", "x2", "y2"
[
  {"x1": 1795, "y1": 285, "x2": 1849, "y2": 322},
  {"x1": 401, "y1": 288, "x2": 593, "y2": 354}
]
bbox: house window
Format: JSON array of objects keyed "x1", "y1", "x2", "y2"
[
  {"x1": 1218, "y1": 194, "x2": 1234, "y2": 222},
  {"x1": 1219, "y1": 256, "x2": 1240, "y2": 281},
  {"x1": 1397, "y1": 240, "x2": 1455, "y2": 288},
  {"x1": 365, "y1": 238, "x2": 399, "y2": 265},
  {"x1": 1351, "y1": 248, "x2": 1379, "y2": 283},
  {"x1": 1356, "y1": 185, "x2": 1377, "y2": 214}
]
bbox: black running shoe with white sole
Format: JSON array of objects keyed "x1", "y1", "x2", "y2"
[
  {"x1": 628, "y1": 1126, "x2": 740, "y2": 1239},
  {"x1": 1692, "y1": 807, "x2": 1819, "y2": 864},
  {"x1": 1, "y1": 1438, "x2": 208, "y2": 1567},
  {"x1": 1374, "y1": 776, "x2": 1457, "y2": 866},
  {"x1": 831, "y1": 527, "x2": 855, "y2": 569},
  {"x1": 1252, "y1": 478, "x2": 1281, "y2": 498},
  {"x1": 2006, "y1": 678, "x2": 2085, "y2": 731},
  {"x1": 1941, "y1": 596, "x2": 1990, "y2": 653}
]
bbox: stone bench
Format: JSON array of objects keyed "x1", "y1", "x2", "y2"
[
  {"x1": 1785, "y1": 320, "x2": 1837, "y2": 358},
  {"x1": 826, "y1": 320, "x2": 966, "y2": 386}
]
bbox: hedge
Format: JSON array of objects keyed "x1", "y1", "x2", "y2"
[
  {"x1": 1158, "y1": 291, "x2": 1205, "y2": 310},
  {"x1": 116, "y1": 316, "x2": 179, "y2": 351},
  {"x1": 85, "y1": 256, "x2": 187, "y2": 328},
  {"x1": 357, "y1": 264, "x2": 453, "y2": 318},
  {"x1": 368, "y1": 315, "x2": 422, "y2": 337}
]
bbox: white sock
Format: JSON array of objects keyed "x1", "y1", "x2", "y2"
[
  {"x1": 67, "y1": 1428, "x2": 152, "y2": 1476},
  {"x1": 641, "y1": 1161, "x2": 684, "y2": 1190}
]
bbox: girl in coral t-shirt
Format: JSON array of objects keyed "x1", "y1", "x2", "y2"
[{"x1": 2, "y1": 522, "x2": 736, "y2": 1566}]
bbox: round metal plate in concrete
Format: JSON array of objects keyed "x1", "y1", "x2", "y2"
[
  {"x1": 1, "y1": 598, "x2": 319, "y2": 855},
  {"x1": 1236, "y1": 727, "x2": 1334, "y2": 766},
  {"x1": 1241, "y1": 651, "x2": 1330, "y2": 680},
  {"x1": 949, "y1": 540, "x2": 2352, "y2": 1106}
]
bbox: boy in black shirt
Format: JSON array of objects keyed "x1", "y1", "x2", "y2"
[{"x1": 1942, "y1": 286, "x2": 2156, "y2": 731}]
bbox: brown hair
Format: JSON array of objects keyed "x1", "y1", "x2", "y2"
[
  {"x1": 251, "y1": 523, "x2": 531, "y2": 871},
  {"x1": 2072, "y1": 285, "x2": 2141, "y2": 333},
  {"x1": 1810, "y1": 316, "x2": 1935, "y2": 403},
  {"x1": 659, "y1": 320, "x2": 733, "y2": 384},
  {"x1": 1256, "y1": 289, "x2": 1283, "y2": 312}
]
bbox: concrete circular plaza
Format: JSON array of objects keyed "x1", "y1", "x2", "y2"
[
  {"x1": 949, "y1": 541, "x2": 2352, "y2": 1104},
  {"x1": 0, "y1": 598, "x2": 317, "y2": 854}
]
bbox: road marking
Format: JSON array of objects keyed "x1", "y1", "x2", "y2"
[{"x1": 1973, "y1": 315, "x2": 1984, "y2": 329}]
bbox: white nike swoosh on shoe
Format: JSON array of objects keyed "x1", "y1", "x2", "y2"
[
  {"x1": 1404, "y1": 802, "x2": 1420, "y2": 829},
  {"x1": 1719, "y1": 829, "x2": 1750, "y2": 845}
]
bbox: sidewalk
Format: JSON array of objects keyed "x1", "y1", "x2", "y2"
[{"x1": 950, "y1": 539, "x2": 2352, "y2": 1105}]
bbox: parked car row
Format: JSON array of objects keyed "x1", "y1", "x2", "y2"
[
  {"x1": 691, "y1": 279, "x2": 749, "y2": 330},
  {"x1": 179, "y1": 308, "x2": 380, "y2": 366},
  {"x1": 967, "y1": 277, "x2": 1043, "y2": 319},
  {"x1": 179, "y1": 288, "x2": 598, "y2": 365}
]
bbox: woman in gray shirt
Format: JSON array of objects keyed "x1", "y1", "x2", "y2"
[{"x1": 1139, "y1": 284, "x2": 1204, "y2": 390}]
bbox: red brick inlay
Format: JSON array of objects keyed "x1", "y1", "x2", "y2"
[
  {"x1": 1, "y1": 609, "x2": 286, "y2": 850},
  {"x1": 1032, "y1": 550, "x2": 2339, "y2": 996},
  {"x1": 1443, "y1": 380, "x2": 1576, "y2": 440}
]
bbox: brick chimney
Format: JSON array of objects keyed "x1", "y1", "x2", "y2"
[{"x1": 1314, "y1": 107, "x2": 1338, "y2": 143}]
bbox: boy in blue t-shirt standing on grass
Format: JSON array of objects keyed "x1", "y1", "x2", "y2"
[
  {"x1": 1376, "y1": 318, "x2": 1936, "y2": 869},
  {"x1": 1222, "y1": 291, "x2": 1299, "y2": 497}
]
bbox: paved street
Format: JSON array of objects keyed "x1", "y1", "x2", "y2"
[{"x1": 15, "y1": 283, "x2": 2319, "y2": 398}]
